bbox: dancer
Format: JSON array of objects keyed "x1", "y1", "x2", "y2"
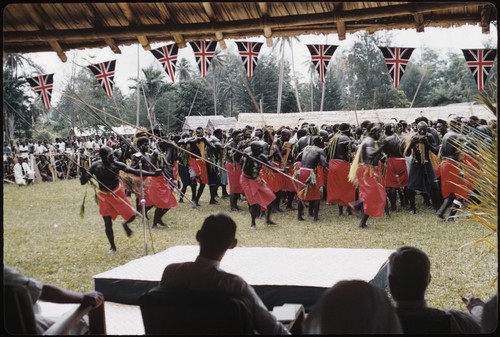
[
  {"x1": 326, "y1": 123, "x2": 356, "y2": 216},
  {"x1": 404, "y1": 121, "x2": 441, "y2": 214},
  {"x1": 294, "y1": 135, "x2": 327, "y2": 221},
  {"x1": 348, "y1": 123, "x2": 387, "y2": 228},
  {"x1": 224, "y1": 130, "x2": 245, "y2": 211},
  {"x1": 148, "y1": 138, "x2": 179, "y2": 229},
  {"x1": 240, "y1": 141, "x2": 279, "y2": 229},
  {"x1": 80, "y1": 146, "x2": 160, "y2": 252}
]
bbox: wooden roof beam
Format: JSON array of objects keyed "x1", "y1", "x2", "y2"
[
  {"x1": 48, "y1": 40, "x2": 67, "y2": 63},
  {"x1": 117, "y1": 2, "x2": 150, "y2": 50},
  {"x1": 85, "y1": 3, "x2": 122, "y2": 54},
  {"x1": 480, "y1": 5, "x2": 495, "y2": 34},
  {"x1": 26, "y1": 4, "x2": 67, "y2": 61},
  {"x1": 332, "y1": 12, "x2": 346, "y2": 40},
  {"x1": 5, "y1": 3, "x2": 489, "y2": 43},
  {"x1": 414, "y1": 13, "x2": 425, "y2": 32},
  {"x1": 202, "y1": 2, "x2": 226, "y2": 49},
  {"x1": 156, "y1": 3, "x2": 186, "y2": 49},
  {"x1": 258, "y1": 2, "x2": 273, "y2": 47},
  {"x1": 104, "y1": 38, "x2": 122, "y2": 54}
]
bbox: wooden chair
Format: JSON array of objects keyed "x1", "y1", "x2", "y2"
[
  {"x1": 139, "y1": 286, "x2": 255, "y2": 335},
  {"x1": 4, "y1": 284, "x2": 106, "y2": 335}
]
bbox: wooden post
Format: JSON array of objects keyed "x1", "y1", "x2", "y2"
[{"x1": 49, "y1": 151, "x2": 58, "y2": 181}]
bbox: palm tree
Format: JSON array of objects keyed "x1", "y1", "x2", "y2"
[
  {"x1": 206, "y1": 49, "x2": 227, "y2": 115},
  {"x1": 131, "y1": 66, "x2": 172, "y2": 130},
  {"x1": 3, "y1": 53, "x2": 42, "y2": 142},
  {"x1": 273, "y1": 36, "x2": 302, "y2": 114},
  {"x1": 176, "y1": 58, "x2": 195, "y2": 82},
  {"x1": 302, "y1": 58, "x2": 318, "y2": 112}
]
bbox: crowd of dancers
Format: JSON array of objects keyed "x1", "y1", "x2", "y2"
[{"x1": 5, "y1": 114, "x2": 496, "y2": 252}]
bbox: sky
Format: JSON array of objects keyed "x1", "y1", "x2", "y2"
[{"x1": 23, "y1": 23, "x2": 497, "y2": 104}]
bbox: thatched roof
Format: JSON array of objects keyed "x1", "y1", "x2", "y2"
[
  {"x1": 3, "y1": 2, "x2": 496, "y2": 62},
  {"x1": 236, "y1": 103, "x2": 496, "y2": 129},
  {"x1": 207, "y1": 117, "x2": 238, "y2": 132},
  {"x1": 181, "y1": 115, "x2": 226, "y2": 132}
]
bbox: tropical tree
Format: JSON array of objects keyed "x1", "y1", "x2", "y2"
[
  {"x1": 273, "y1": 36, "x2": 302, "y2": 114},
  {"x1": 206, "y1": 49, "x2": 227, "y2": 115},
  {"x1": 218, "y1": 52, "x2": 245, "y2": 117},
  {"x1": 302, "y1": 58, "x2": 318, "y2": 112},
  {"x1": 129, "y1": 66, "x2": 173, "y2": 130},
  {"x1": 176, "y1": 58, "x2": 195, "y2": 82},
  {"x1": 3, "y1": 54, "x2": 44, "y2": 141},
  {"x1": 338, "y1": 31, "x2": 410, "y2": 110}
]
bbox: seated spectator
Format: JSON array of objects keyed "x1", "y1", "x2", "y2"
[
  {"x1": 3, "y1": 264, "x2": 104, "y2": 334},
  {"x1": 159, "y1": 212, "x2": 290, "y2": 335},
  {"x1": 387, "y1": 246, "x2": 484, "y2": 333},
  {"x1": 481, "y1": 294, "x2": 498, "y2": 333},
  {"x1": 13, "y1": 156, "x2": 28, "y2": 186},
  {"x1": 302, "y1": 279, "x2": 402, "y2": 334}
]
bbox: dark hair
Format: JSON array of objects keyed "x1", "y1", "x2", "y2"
[
  {"x1": 388, "y1": 246, "x2": 430, "y2": 296},
  {"x1": 198, "y1": 213, "x2": 236, "y2": 253}
]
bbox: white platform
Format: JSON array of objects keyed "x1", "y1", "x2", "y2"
[
  {"x1": 93, "y1": 245, "x2": 393, "y2": 335},
  {"x1": 94, "y1": 245, "x2": 393, "y2": 288}
]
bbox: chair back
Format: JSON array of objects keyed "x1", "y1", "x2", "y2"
[
  {"x1": 139, "y1": 286, "x2": 254, "y2": 335},
  {"x1": 4, "y1": 284, "x2": 38, "y2": 334},
  {"x1": 397, "y1": 309, "x2": 451, "y2": 334}
]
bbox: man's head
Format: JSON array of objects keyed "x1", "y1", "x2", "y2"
[
  {"x1": 417, "y1": 121, "x2": 428, "y2": 136},
  {"x1": 195, "y1": 127, "x2": 204, "y2": 137},
  {"x1": 99, "y1": 146, "x2": 114, "y2": 165},
  {"x1": 387, "y1": 246, "x2": 431, "y2": 301},
  {"x1": 280, "y1": 128, "x2": 291, "y2": 142},
  {"x1": 136, "y1": 136, "x2": 149, "y2": 153},
  {"x1": 339, "y1": 123, "x2": 351, "y2": 136},
  {"x1": 250, "y1": 140, "x2": 263, "y2": 156},
  {"x1": 213, "y1": 128, "x2": 223, "y2": 141},
  {"x1": 196, "y1": 213, "x2": 237, "y2": 260}
]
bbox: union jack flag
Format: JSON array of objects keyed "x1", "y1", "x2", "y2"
[
  {"x1": 151, "y1": 43, "x2": 179, "y2": 82},
  {"x1": 88, "y1": 60, "x2": 116, "y2": 97},
  {"x1": 26, "y1": 73, "x2": 54, "y2": 111},
  {"x1": 306, "y1": 44, "x2": 338, "y2": 83},
  {"x1": 235, "y1": 41, "x2": 263, "y2": 79},
  {"x1": 379, "y1": 47, "x2": 415, "y2": 88},
  {"x1": 462, "y1": 49, "x2": 497, "y2": 92},
  {"x1": 189, "y1": 41, "x2": 218, "y2": 79}
]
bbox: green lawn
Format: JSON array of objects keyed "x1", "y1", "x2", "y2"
[{"x1": 3, "y1": 179, "x2": 497, "y2": 312}]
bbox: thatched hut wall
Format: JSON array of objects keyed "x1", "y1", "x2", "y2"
[{"x1": 236, "y1": 103, "x2": 496, "y2": 129}]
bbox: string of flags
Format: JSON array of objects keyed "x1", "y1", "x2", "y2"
[{"x1": 25, "y1": 40, "x2": 496, "y2": 111}]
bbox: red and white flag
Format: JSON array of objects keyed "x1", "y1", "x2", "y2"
[
  {"x1": 462, "y1": 49, "x2": 497, "y2": 92},
  {"x1": 88, "y1": 60, "x2": 116, "y2": 97},
  {"x1": 306, "y1": 44, "x2": 338, "y2": 83},
  {"x1": 379, "y1": 47, "x2": 414, "y2": 88},
  {"x1": 151, "y1": 43, "x2": 179, "y2": 82},
  {"x1": 26, "y1": 73, "x2": 54, "y2": 111},
  {"x1": 235, "y1": 41, "x2": 263, "y2": 79},
  {"x1": 189, "y1": 41, "x2": 218, "y2": 79}
]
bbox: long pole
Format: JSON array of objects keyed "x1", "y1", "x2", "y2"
[
  {"x1": 136, "y1": 44, "x2": 140, "y2": 127},
  {"x1": 137, "y1": 156, "x2": 149, "y2": 255}
]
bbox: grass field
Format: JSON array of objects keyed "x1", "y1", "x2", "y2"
[{"x1": 3, "y1": 179, "x2": 497, "y2": 312}]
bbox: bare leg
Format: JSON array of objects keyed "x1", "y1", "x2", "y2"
[
  {"x1": 103, "y1": 216, "x2": 116, "y2": 252},
  {"x1": 122, "y1": 215, "x2": 135, "y2": 237}
]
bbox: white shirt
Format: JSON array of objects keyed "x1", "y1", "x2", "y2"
[
  {"x1": 13, "y1": 163, "x2": 26, "y2": 185},
  {"x1": 18, "y1": 144, "x2": 29, "y2": 158},
  {"x1": 160, "y1": 255, "x2": 290, "y2": 335}
]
